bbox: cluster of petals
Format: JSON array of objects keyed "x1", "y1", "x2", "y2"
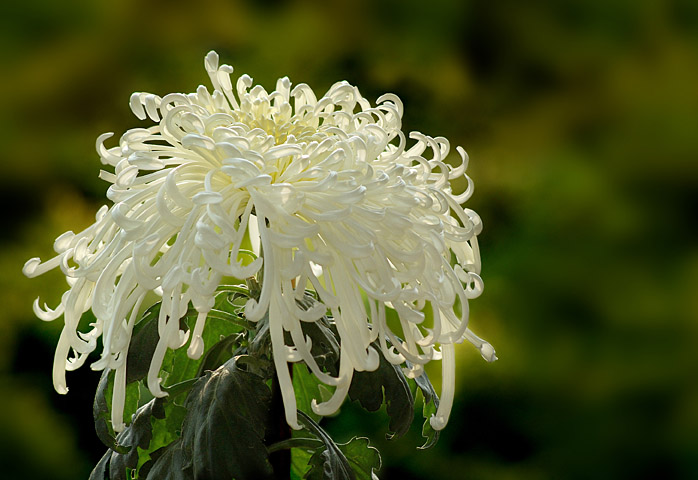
[{"x1": 23, "y1": 51, "x2": 495, "y2": 433}]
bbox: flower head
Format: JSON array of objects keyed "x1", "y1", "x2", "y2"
[{"x1": 24, "y1": 51, "x2": 495, "y2": 432}]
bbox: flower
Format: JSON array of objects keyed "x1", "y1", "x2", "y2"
[{"x1": 23, "y1": 51, "x2": 495, "y2": 433}]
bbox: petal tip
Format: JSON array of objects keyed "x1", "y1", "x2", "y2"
[{"x1": 480, "y1": 342, "x2": 497, "y2": 362}]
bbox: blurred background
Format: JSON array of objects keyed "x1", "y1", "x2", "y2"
[{"x1": 1, "y1": 0, "x2": 697, "y2": 478}]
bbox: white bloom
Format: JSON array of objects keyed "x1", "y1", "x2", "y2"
[{"x1": 23, "y1": 51, "x2": 495, "y2": 432}]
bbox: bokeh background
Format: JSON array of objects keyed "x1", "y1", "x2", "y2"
[{"x1": 2, "y1": 0, "x2": 697, "y2": 478}]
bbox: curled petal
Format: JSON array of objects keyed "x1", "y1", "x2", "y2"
[{"x1": 23, "y1": 51, "x2": 494, "y2": 435}]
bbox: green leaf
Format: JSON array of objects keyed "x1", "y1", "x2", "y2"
[
  {"x1": 410, "y1": 366, "x2": 441, "y2": 449},
  {"x1": 212, "y1": 287, "x2": 254, "y2": 327},
  {"x1": 108, "y1": 398, "x2": 166, "y2": 480},
  {"x1": 149, "y1": 399, "x2": 187, "y2": 449},
  {"x1": 293, "y1": 363, "x2": 325, "y2": 422},
  {"x1": 338, "y1": 437, "x2": 381, "y2": 480},
  {"x1": 291, "y1": 447, "x2": 314, "y2": 480},
  {"x1": 348, "y1": 346, "x2": 414, "y2": 439},
  {"x1": 161, "y1": 315, "x2": 245, "y2": 388},
  {"x1": 136, "y1": 400, "x2": 188, "y2": 478},
  {"x1": 92, "y1": 395, "x2": 185, "y2": 480},
  {"x1": 289, "y1": 364, "x2": 336, "y2": 479},
  {"x1": 178, "y1": 357, "x2": 274, "y2": 480},
  {"x1": 298, "y1": 411, "x2": 355, "y2": 480},
  {"x1": 122, "y1": 381, "x2": 141, "y2": 426},
  {"x1": 128, "y1": 290, "x2": 249, "y2": 387},
  {"x1": 92, "y1": 290, "x2": 261, "y2": 478}
]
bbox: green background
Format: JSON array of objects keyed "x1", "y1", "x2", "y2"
[{"x1": 2, "y1": 0, "x2": 696, "y2": 478}]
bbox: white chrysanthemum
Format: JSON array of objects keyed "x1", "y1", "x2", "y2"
[{"x1": 23, "y1": 51, "x2": 495, "y2": 432}]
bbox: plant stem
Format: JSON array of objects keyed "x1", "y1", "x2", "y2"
[{"x1": 267, "y1": 437, "x2": 322, "y2": 454}]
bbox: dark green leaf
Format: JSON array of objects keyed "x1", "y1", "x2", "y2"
[
  {"x1": 125, "y1": 303, "x2": 162, "y2": 384},
  {"x1": 246, "y1": 276, "x2": 262, "y2": 300},
  {"x1": 298, "y1": 411, "x2": 355, "y2": 480},
  {"x1": 89, "y1": 450, "x2": 111, "y2": 480},
  {"x1": 195, "y1": 333, "x2": 242, "y2": 376},
  {"x1": 235, "y1": 353, "x2": 275, "y2": 379},
  {"x1": 93, "y1": 369, "x2": 129, "y2": 454},
  {"x1": 144, "y1": 440, "x2": 193, "y2": 480},
  {"x1": 161, "y1": 378, "x2": 198, "y2": 398},
  {"x1": 348, "y1": 347, "x2": 414, "y2": 439},
  {"x1": 300, "y1": 318, "x2": 340, "y2": 375},
  {"x1": 179, "y1": 357, "x2": 274, "y2": 480},
  {"x1": 295, "y1": 295, "x2": 339, "y2": 373},
  {"x1": 248, "y1": 311, "x2": 270, "y2": 357},
  {"x1": 338, "y1": 437, "x2": 381, "y2": 480}
]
